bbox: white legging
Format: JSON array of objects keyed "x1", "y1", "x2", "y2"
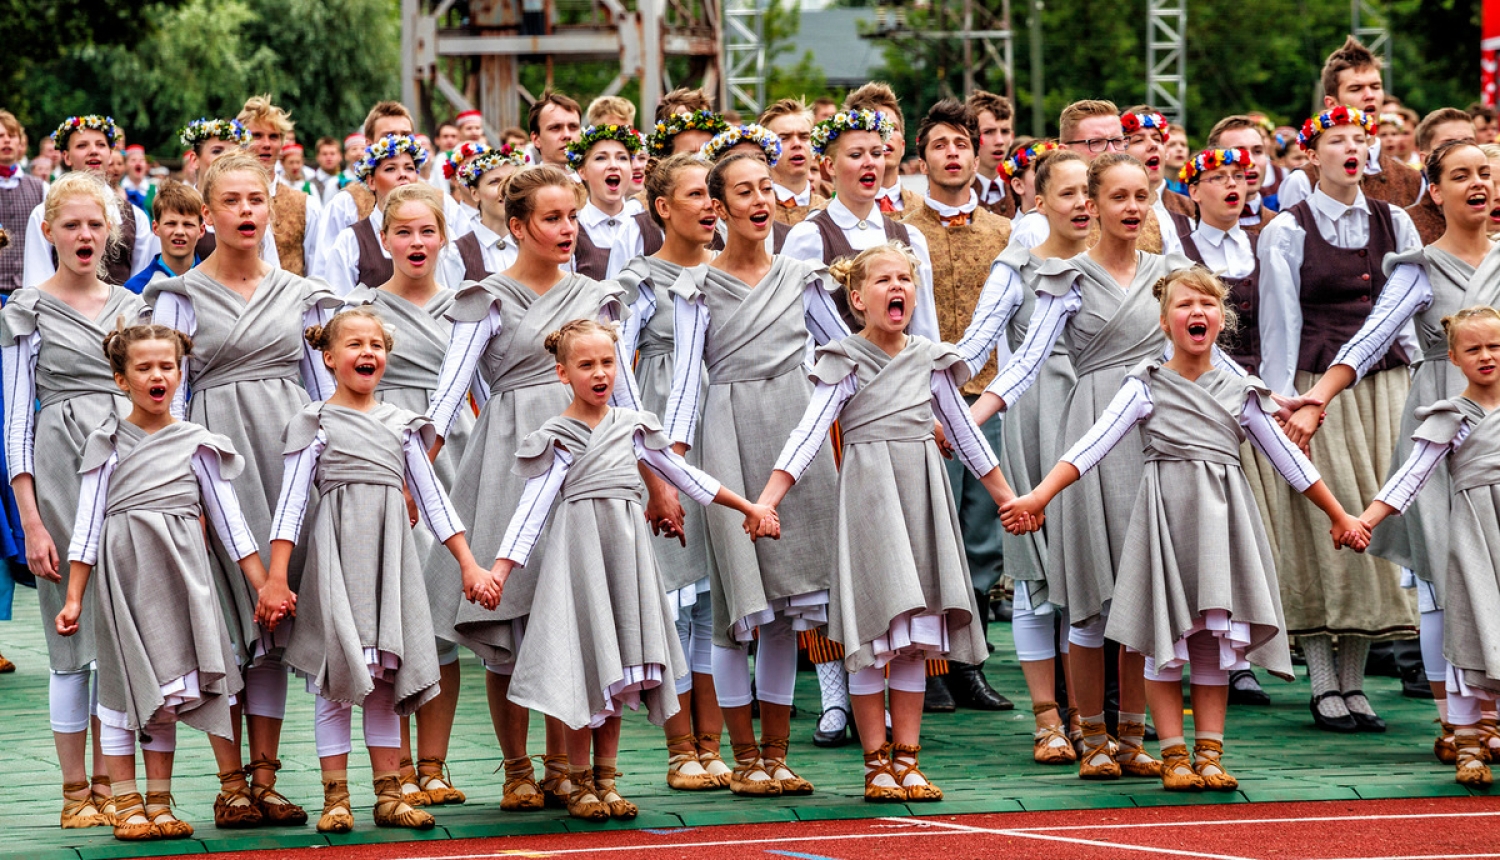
[
  {"x1": 1068, "y1": 613, "x2": 1108, "y2": 650},
  {"x1": 848, "y1": 653, "x2": 927, "y2": 696},
  {"x1": 1013, "y1": 607, "x2": 1071, "y2": 661},
  {"x1": 1421, "y1": 608, "x2": 1447, "y2": 684},
  {"x1": 243, "y1": 663, "x2": 288, "y2": 720},
  {"x1": 99, "y1": 714, "x2": 178, "y2": 756},
  {"x1": 675, "y1": 598, "x2": 714, "y2": 695},
  {"x1": 712, "y1": 616, "x2": 798, "y2": 708},
  {"x1": 49, "y1": 669, "x2": 96, "y2": 734},
  {"x1": 1141, "y1": 631, "x2": 1231, "y2": 686},
  {"x1": 313, "y1": 680, "x2": 401, "y2": 757}
]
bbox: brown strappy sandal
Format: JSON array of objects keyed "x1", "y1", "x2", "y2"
[
  {"x1": 565, "y1": 770, "x2": 610, "y2": 821},
  {"x1": 416, "y1": 757, "x2": 465, "y2": 805},
  {"x1": 1456, "y1": 730, "x2": 1495, "y2": 788},
  {"x1": 666, "y1": 734, "x2": 717, "y2": 791},
  {"x1": 247, "y1": 758, "x2": 308, "y2": 825},
  {"x1": 861, "y1": 745, "x2": 907, "y2": 803},
  {"x1": 60, "y1": 781, "x2": 110, "y2": 829},
  {"x1": 373, "y1": 775, "x2": 436, "y2": 829},
  {"x1": 316, "y1": 779, "x2": 354, "y2": 834},
  {"x1": 728, "y1": 742, "x2": 782, "y2": 796},
  {"x1": 1114, "y1": 720, "x2": 1163, "y2": 777},
  {"x1": 1192, "y1": 739, "x2": 1237, "y2": 791},
  {"x1": 500, "y1": 757, "x2": 545, "y2": 812},
  {"x1": 397, "y1": 756, "x2": 428, "y2": 807},
  {"x1": 593, "y1": 764, "x2": 638, "y2": 820},
  {"x1": 1031, "y1": 701, "x2": 1078, "y2": 764},
  {"x1": 110, "y1": 792, "x2": 160, "y2": 842},
  {"x1": 90, "y1": 775, "x2": 116, "y2": 824},
  {"x1": 0, "y1": 651, "x2": 14, "y2": 673},
  {"x1": 696, "y1": 731, "x2": 732, "y2": 788},
  {"x1": 761, "y1": 737, "x2": 814, "y2": 795},
  {"x1": 540, "y1": 754, "x2": 572, "y2": 809},
  {"x1": 1160, "y1": 743, "x2": 1204, "y2": 791},
  {"x1": 145, "y1": 792, "x2": 194, "y2": 839},
  {"x1": 1077, "y1": 722, "x2": 1121, "y2": 780},
  {"x1": 214, "y1": 769, "x2": 264, "y2": 828},
  {"x1": 1435, "y1": 721, "x2": 1459, "y2": 764},
  {"x1": 891, "y1": 742, "x2": 942, "y2": 802}
]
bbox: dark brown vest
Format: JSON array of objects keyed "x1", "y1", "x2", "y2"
[
  {"x1": 573, "y1": 222, "x2": 613, "y2": 281},
  {"x1": 455, "y1": 232, "x2": 491, "y2": 282},
  {"x1": 1289, "y1": 199, "x2": 1408, "y2": 376},
  {"x1": 809, "y1": 209, "x2": 913, "y2": 332},
  {"x1": 1263, "y1": 164, "x2": 1287, "y2": 208},
  {"x1": 1161, "y1": 187, "x2": 1196, "y2": 219},
  {"x1": 1299, "y1": 151, "x2": 1423, "y2": 209},
  {"x1": 972, "y1": 175, "x2": 1016, "y2": 219},
  {"x1": 195, "y1": 231, "x2": 217, "y2": 261},
  {"x1": 1241, "y1": 201, "x2": 1277, "y2": 237},
  {"x1": 1406, "y1": 189, "x2": 1445, "y2": 247},
  {"x1": 352, "y1": 217, "x2": 394, "y2": 289},
  {"x1": 634, "y1": 212, "x2": 664, "y2": 258},
  {"x1": 1179, "y1": 227, "x2": 1263, "y2": 374},
  {"x1": 0, "y1": 175, "x2": 45, "y2": 292}
]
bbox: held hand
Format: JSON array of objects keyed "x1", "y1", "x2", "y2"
[
  {"x1": 1282, "y1": 404, "x2": 1325, "y2": 454},
  {"x1": 403, "y1": 487, "x2": 419, "y2": 527},
  {"x1": 1330, "y1": 513, "x2": 1371, "y2": 552},
  {"x1": 23, "y1": 523, "x2": 60, "y2": 583},
  {"x1": 462, "y1": 562, "x2": 499, "y2": 610},
  {"x1": 644, "y1": 484, "x2": 686, "y2": 547},
  {"x1": 1270, "y1": 392, "x2": 1324, "y2": 424},
  {"x1": 933, "y1": 422, "x2": 955, "y2": 460},
  {"x1": 255, "y1": 581, "x2": 297, "y2": 630},
  {"x1": 55, "y1": 601, "x2": 82, "y2": 637},
  {"x1": 489, "y1": 559, "x2": 514, "y2": 606},
  {"x1": 999, "y1": 494, "x2": 1046, "y2": 535},
  {"x1": 743, "y1": 504, "x2": 781, "y2": 541}
]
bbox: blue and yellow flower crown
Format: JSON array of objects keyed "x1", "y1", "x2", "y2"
[
  {"x1": 565, "y1": 124, "x2": 643, "y2": 169},
  {"x1": 354, "y1": 134, "x2": 430, "y2": 183},
  {"x1": 179, "y1": 118, "x2": 249, "y2": 150},
  {"x1": 648, "y1": 110, "x2": 730, "y2": 158},
  {"x1": 52, "y1": 115, "x2": 121, "y2": 149},
  {"x1": 1179, "y1": 147, "x2": 1252, "y2": 184},
  {"x1": 456, "y1": 144, "x2": 527, "y2": 189},
  {"x1": 699, "y1": 124, "x2": 782, "y2": 166},
  {"x1": 1000, "y1": 141, "x2": 1060, "y2": 179},
  {"x1": 1297, "y1": 106, "x2": 1377, "y2": 152},
  {"x1": 810, "y1": 109, "x2": 895, "y2": 157}
]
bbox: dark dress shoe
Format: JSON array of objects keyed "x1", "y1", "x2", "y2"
[
  {"x1": 1342, "y1": 691, "x2": 1386, "y2": 732},
  {"x1": 946, "y1": 663, "x2": 1013, "y2": 711},
  {"x1": 1401, "y1": 665, "x2": 1435, "y2": 699},
  {"x1": 924, "y1": 674, "x2": 956, "y2": 713},
  {"x1": 1309, "y1": 691, "x2": 1360, "y2": 733},
  {"x1": 812, "y1": 707, "x2": 854, "y2": 748},
  {"x1": 1227, "y1": 669, "x2": 1272, "y2": 706}
]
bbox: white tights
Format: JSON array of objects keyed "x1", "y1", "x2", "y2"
[
  {"x1": 712, "y1": 617, "x2": 798, "y2": 708},
  {"x1": 99, "y1": 714, "x2": 178, "y2": 756},
  {"x1": 675, "y1": 598, "x2": 714, "y2": 696},
  {"x1": 1141, "y1": 631, "x2": 1231, "y2": 686},
  {"x1": 848, "y1": 653, "x2": 926, "y2": 696},
  {"x1": 49, "y1": 669, "x2": 96, "y2": 734},
  {"x1": 313, "y1": 679, "x2": 401, "y2": 757}
]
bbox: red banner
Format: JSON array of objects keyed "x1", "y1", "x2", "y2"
[{"x1": 1485, "y1": 0, "x2": 1500, "y2": 106}]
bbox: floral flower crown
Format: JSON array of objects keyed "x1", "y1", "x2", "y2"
[
  {"x1": 354, "y1": 134, "x2": 430, "y2": 183},
  {"x1": 1000, "y1": 141, "x2": 1060, "y2": 179},
  {"x1": 456, "y1": 144, "x2": 526, "y2": 189},
  {"x1": 1297, "y1": 106, "x2": 1377, "y2": 151},
  {"x1": 52, "y1": 115, "x2": 121, "y2": 149},
  {"x1": 648, "y1": 110, "x2": 730, "y2": 158},
  {"x1": 810, "y1": 109, "x2": 895, "y2": 156},
  {"x1": 699, "y1": 124, "x2": 782, "y2": 166},
  {"x1": 1121, "y1": 111, "x2": 1170, "y2": 141},
  {"x1": 179, "y1": 118, "x2": 249, "y2": 150},
  {"x1": 566, "y1": 124, "x2": 643, "y2": 168},
  {"x1": 1179, "y1": 147, "x2": 1252, "y2": 184},
  {"x1": 1378, "y1": 112, "x2": 1407, "y2": 131},
  {"x1": 442, "y1": 142, "x2": 490, "y2": 180}
]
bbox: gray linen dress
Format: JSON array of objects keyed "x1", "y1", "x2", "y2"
[
  {"x1": 82, "y1": 417, "x2": 244, "y2": 737},
  {"x1": 435, "y1": 273, "x2": 625, "y2": 666},
  {"x1": 0, "y1": 286, "x2": 141, "y2": 671},
  {"x1": 671, "y1": 258, "x2": 839, "y2": 647},
  {"x1": 281, "y1": 402, "x2": 441, "y2": 716},
  {"x1": 812, "y1": 336, "x2": 989, "y2": 674},
  {"x1": 505, "y1": 409, "x2": 687, "y2": 730},
  {"x1": 1102, "y1": 362, "x2": 1293, "y2": 680}
]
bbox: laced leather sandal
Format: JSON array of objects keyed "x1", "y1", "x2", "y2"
[
  {"x1": 593, "y1": 764, "x2": 638, "y2": 820},
  {"x1": 1077, "y1": 723, "x2": 1121, "y2": 780},
  {"x1": 1456, "y1": 731, "x2": 1495, "y2": 788},
  {"x1": 761, "y1": 737, "x2": 814, "y2": 795},
  {"x1": 1479, "y1": 717, "x2": 1500, "y2": 759},
  {"x1": 373, "y1": 775, "x2": 436, "y2": 829},
  {"x1": 1114, "y1": 721, "x2": 1163, "y2": 777},
  {"x1": 861, "y1": 745, "x2": 907, "y2": 803},
  {"x1": 1435, "y1": 722, "x2": 1459, "y2": 765},
  {"x1": 1192, "y1": 740, "x2": 1237, "y2": 791},
  {"x1": 248, "y1": 758, "x2": 308, "y2": 825},
  {"x1": 146, "y1": 792, "x2": 194, "y2": 839},
  {"x1": 0, "y1": 651, "x2": 15, "y2": 673},
  {"x1": 60, "y1": 781, "x2": 110, "y2": 829},
  {"x1": 666, "y1": 734, "x2": 718, "y2": 791},
  {"x1": 110, "y1": 792, "x2": 159, "y2": 842},
  {"x1": 214, "y1": 769, "x2": 264, "y2": 828},
  {"x1": 416, "y1": 757, "x2": 465, "y2": 805},
  {"x1": 540, "y1": 754, "x2": 572, "y2": 809},
  {"x1": 697, "y1": 732, "x2": 733, "y2": 788},
  {"x1": 316, "y1": 779, "x2": 354, "y2": 834},
  {"x1": 398, "y1": 756, "x2": 428, "y2": 807},
  {"x1": 90, "y1": 775, "x2": 116, "y2": 825},
  {"x1": 566, "y1": 770, "x2": 610, "y2": 822},
  {"x1": 1031, "y1": 702, "x2": 1077, "y2": 765},
  {"x1": 728, "y1": 742, "x2": 782, "y2": 797},
  {"x1": 500, "y1": 757, "x2": 544, "y2": 812},
  {"x1": 891, "y1": 742, "x2": 942, "y2": 802},
  {"x1": 1160, "y1": 744, "x2": 1204, "y2": 791}
]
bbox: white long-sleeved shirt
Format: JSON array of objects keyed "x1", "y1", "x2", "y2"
[
  {"x1": 2, "y1": 330, "x2": 41, "y2": 481},
  {"x1": 69, "y1": 443, "x2": 259, "y2": 565},
  {"x1": 953, "y1": 261, "x2": 1025, "y2": 381},
  {"x1": 1151, "y1": 188, "x2": 1186, "y2": 256},
  {"x1": 1007, "y1": 211, "x2": 1049, "y2": 251},
  {"x1": 1275, "y1": 136, "x2": 1387, "y2": 211},
  {"x1": 149, "y1": 290, "x2": 336, "y2": 420},
  {"x1": 317, "y1": 205, "x2": 463, "y2": 296},
  {"x1": 1328, "y1": 262, "x2": 1433, "y2": 385},
  {"x1": 1373, "y1": 424, "x2": 1474, "y2": 513},
  {"x1": 1061, "y1": 374, "x2": 1320, "y2": 491},
  {"x1": 313, "y1": 188, "x2": 465, "y2": 276},
  {"x1": 662, "y1": 272, "x2": 850, "y2": 446},
  {"x1": 440, "y1": 221, "x2": 519, "y2": 286},
  {"x1": 1188, "y1": 223, "x2": 1256, "y2": 279},
  {"x1": 23, "y1": 198, "x2": 157, "y2": 285},
  {"x1": 772, "y1": 366, "x2": 999, "y2": 481},
  {"x1": 496, "y1": 428, "x2": 721, "y2": 566},
  {"x1": 780, "y1": 196, "x2": 941, "y2": 342},
  {"x1": 1255, "y1": 187, "x2": 1422, "y2": 394},
  {"x1": 269, "y1": 425, "x2": 463, "y2": 545}
]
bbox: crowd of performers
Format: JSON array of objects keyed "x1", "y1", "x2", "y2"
[{"x1": 2, "y1": 32, "x2": 1500, "y2": 844}]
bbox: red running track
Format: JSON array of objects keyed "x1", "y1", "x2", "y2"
[{"x1": 165, "y1": 796, "x2": 1500, "y2": 860}]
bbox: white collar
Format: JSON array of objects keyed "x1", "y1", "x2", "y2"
[
  {"x1": 471, "y1": 221, "x2": 511, "y2": 249},
  {"x1": 826, "y1": 196, "x2": 881, "y2": 231},
  {"x1": 1367, "y1": 137, "x2": 1384, "y2": 175},
  {"x1": 1309, "y1": 186, "x2": 1370, "y2": 221},
  {"x1": 369, "y1": 206, "x2": 384, "y2": 231},
  {"x1": 121, "y1": 176, "x2": 150, "y2": 192},
  {"x1": 1192, "y1": 221, "x2": 1245, "y2": 249},
  {"x1": 876, "y1": 183, "x2": 903, "y2": 204},
  {"x1": 580, "y1": 201, "x2": 625, "y2": 230},
  {"x1": 923, "y1": 190, "x2": 978, "y2": 218},
  {"x1": 774, "y1": 182, "x2": 811, "y2": 207},
  {"x1": 1244, "y1": 195, "x2": 1261, "y2": 215}
]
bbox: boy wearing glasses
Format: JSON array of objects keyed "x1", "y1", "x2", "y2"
[{"x1": 1059, "y1": 99, "x2": 1169, "y2": 252}]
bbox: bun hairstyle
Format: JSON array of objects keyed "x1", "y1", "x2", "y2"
[
  {"x1": 1086, "y1": 152, "x2": 1148, "y2": 200},
  {"x1": 1152, "y1": 267, "x2": 1239, "y2": 346},
  {"x1": 706, "y1": 151, "x2": 769, "y2": 205},
  {"x1": 304, "y1": 307, "x2": 395, "y2": 353},
  {"x1": 503, "y1": 164, "x2": 586, "y2": 230},
  {"x1": 380, "y1": 182, "x2": 449, "y2": 243},
  {"x1": 1441, "y1": 305, "x2": 1500, "y2": 350},
  {"x1": 102, "y1": 318, "x2": 193, "y2": 377},
  {"x1": 1424, "y1": 139, "x2": 1483, "y2": 188},
  {"x1": 544, "y1": 318, "x2": 618, "y2": 362},
  {"x1": 646, "y1": 152, "x2": 713, "y2": 230},
  {"x1": 827, "y1": 241, "x2": 922, "y2": 328}
]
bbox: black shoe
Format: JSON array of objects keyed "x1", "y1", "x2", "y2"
[
  {"x1": 812, "y1": 706, "x2": 854, "y2": 747},
  {"x1": 924, "y1": 674, "x2": 956, "y2": 713},
  {"x1": 1342, "y1": 691, "x2": 1387, "y2": 732},
  {"x1": 1401, "y1": 665, "x2": 1435, "y2": 699},
  {"x1": 1365, "y1": 642, "x2": 1401, "y2": 678},
  {"x1": 1227, "y1": 669, "x2": 1272, "y2": 706},
  {"x1": 945, "y1": 663, "x2": 1013, "y2": 711},
  {"x1": 1309, "y1": 691, "x2": 1360, "y2": 733}
]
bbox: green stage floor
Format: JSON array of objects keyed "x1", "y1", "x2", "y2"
[{"x1": 0, "y1": 586, "x2": 1478, "y2": 859}]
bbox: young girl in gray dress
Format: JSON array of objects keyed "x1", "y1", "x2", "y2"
[
  {"x1": 3, "y1": 172, "x2": 146, "y2": 829},
  {"x1": 493, "y1": 319, "x2": 777, "y2": 821},
  {"x1": 270, "y1": 307, "x2": 497, "y2": 833},
  {"x1": 1358, "y1": 306, "x2": 1500, "y2": 788},
  {"x1": 57, "y1": 323, "x2": 282, "y2": 841},
  {"x1": 1004, "y1": 268, "x2": 1368, "y2": 792},
  {"x1": 759, "y1": 243, "x2": 1012, "y2": 802}
]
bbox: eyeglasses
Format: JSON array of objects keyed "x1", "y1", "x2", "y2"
[
  {"x1": 1200, "y1": 171, "x2": 1247, "y2": 187},
  {"x1": 1064, "y1": 137, "x2": 1126, "y2": 153}
]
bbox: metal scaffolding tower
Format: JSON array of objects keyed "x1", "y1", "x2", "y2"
[
  {"x1": 1146, "y1": 0, "x2": 1186, "y2": 126},
  {"x1": 1351, "y1": 0, "x2": 1392, "y2": 90},
  {"x1": 723, "y1": 0, "x2": 766, "y2": 116},
  {"x1": 863, "y1": 0, "x2": 1015, "y2": 103}
]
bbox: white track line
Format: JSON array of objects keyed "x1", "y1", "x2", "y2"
[
  {"x1": 890, "y1": 816, "x2": 1256, "y2": 860},
  {"x1": 1006, "y1": 809, "x2": 1500, "y2": 833},
  {"x1": 389, "y1": 828, "x2": 964, "y2": 859}
]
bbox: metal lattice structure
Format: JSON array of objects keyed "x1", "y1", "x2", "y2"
[
  {"x1": 1146, "y1": 0, "x2": 1186, "y2": 126},
  {"x1": 862, "y1": 0, "x2": 1016, "y2": 104},
  {"x1": 723, "y1": 0, "x2": 766, "y2": 116},
  {"x1": 1351, "y1": 0, "x2": 1392, "y2": 90}
]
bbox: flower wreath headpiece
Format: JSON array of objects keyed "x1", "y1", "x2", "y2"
[
  {"x1": 1120, "y1": 111, "x2": 1170, "y2": 141},
  {"x1": 456, "y1": 144, "x2": 526, "y2": 189},
  {"x1": 179, "y1": 118, "x2": 249, "y2": 150},
  {"x1": 810, "y1": 109, "x2": 895, "y2": 156},
  {"x1": 1179, "y1": 147, "x2": 1252, "y2": 184},
  {"x1": 354, "y1": 134, "x2": 430, "y2": 183},
  {"x1": 565, "y1": 124, "x2": 643, "y2": 169},
  {"x1": 648, "y1": 110, "x2": 730, "y2": 158},
  {"x1": 442, "y1": 142, "x2": 490, "y2": 180},
  {"x1": 52, "y1": 115, "x2": 121, "y2": 149},
  {"x1": 1297, "y1": 105, "x2": 1377, "y2": 151},
  {"x1": 1000, "y1": 141, "x2": 1060, "y2": 179},
  {"x1": 699, "y1": 124, "x2": 782, "y2": 166},
  {"x1": 1377, "y1": 112, "x2": 1407, "y2": 131}
]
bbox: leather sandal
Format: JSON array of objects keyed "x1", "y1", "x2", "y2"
[
  {"x1": 91, "y1": 775, "x2": 116, "y2": 825},
  {"x1": 761, "y1": 737, "x2": 814, "y2": 795},
  {"x1": 1160, "y1": 744, "x2": 1204, "y2": 791},
  {"x1": 861, "y1": 745, "x2": 907, "y2": 803},
  {"x1": 1456, "y1": 730, "x2": 1494, "y2": 788},
  {"x1": 1114, "y1": 721, "x2": 1163, "y2": 777},
  {"x1": 145, "y1": 792, "x2": 194, "y2": 839},
  {"x1": 214, "y1": 769, "x2": 264, "y2": 828},
  {"x1": 500, "y1": 757, "x2": 545, "y2": 812},
  {"x1": 891, "y1": 742, "x2": 942, "y2": 802},
  {"x1": 1478, "y1": 717, "x2": 1500, "y2": 759},
  {"x1": 697, "y1": 732, "x2": 733, "y2": 787},
  {"x1": 373, "y1": 775, "x2": 436, "y2": 829},
  {"x1": 316, "y1": 779, "x2": 354, "y2": 834},
  {"x1": 60, "y1": 781, "x2": 110, "y2": 829},
  {"x1": 728, "y1": 742, "x2": 782, "y2": 796},
  {"x1": 1192, "y1": 740, "x2": 1237, "y2": 791},
  {"x1": 1078, "y1": 723, "x2": 1121, "y2": 780},
  {"x1": 1031, "y1": 701, "x2": 1077, "y2": 765},
  {"x1": 110, "y1": 792, "x2": 160, "y2": 841},
  {"x1": 593, "y1": 764, "x2": 638, "y2": 820},
  {"x1": 666, "y1": 734, "x2": 717, "y2": 791},
  {"x1": 398, "y1": 756, "x2": 428, "y2": 807},
  {"x1": 566, "y1": 770, "x2": 610, "y2": 822},
  {"x1": 1435, "y1": 722, "x2": 1459, "y2": 765},
  {"x1": 540, "y1": 754, "x2": 571, "y2": 809},
  {"x1": 248, "y1": 758, "x2": 308, "y2": 825},
  {"x1": 416, "y1": 757, "x2": 465, "y2": 805},
  {"x1": 0, "y1": 651, "x2": 14, "y2": 673}
]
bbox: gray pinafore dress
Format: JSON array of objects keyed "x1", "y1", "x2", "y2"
[
  {"x1": 671, "y1": 258, "x2": 839, "y2": 647},
  {"x1": 1103, "y1": 362, "x2": 1293, "y2": 680},
  {"x1": 435, "y1": 273, "x2": 625, "y2": 666},
  {"x1": 281, "y1": 402, "x2": 441, "y2": 715},
  {"x1": 814, "y1": 336, "x2": 988, "y2": 674},
  {"x1": 0, "y1": 286, "x2": 142, "y2": 671},
  {"x1": 82, "y1": 417, "x2": 243, "y2": 737},
  {"x1": 505, "y1": 409, "x2": 687, "y2": 730}
]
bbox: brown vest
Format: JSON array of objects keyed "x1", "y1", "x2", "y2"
[
  {"x1": 774, "y1": 190, "x2": 829, "y2": 226},
  {"x1": 902, "y1": 204, "x2": 1012, "y2": 393},
  {"x1": 1263, "y1": 164, "x2": 1287, "y2": 208},
  {"x1": 572, "y1": 222, "x2": 613, "y2": 281},
  {"x1": 352, "y1": 217, "x2": 394, "y2": 289},
  {"x1": 455, "y1": 232, "x2": 491, "y2": 282},
  {"x1": 1406, "y1": 189, "x2": 1445, "y2": 246},
  {"x1": 270, "y1": 186, "x2": 309, "y2": 276},
  {"x1": 1179, "y1": 227, "x2": 1263, "y2": 374},
  {"x1": 350, "y1": 183, "x2": 376, "y2": 221},
  {"x1": 1241, "y1": 201, "x2": 1277, "y2": 237},
  {"x1": 1161, "y1": 187, "x2": 1196, "y2": 219},
  {"x1": 1299, "y1": 151, "x2": 1423, "y2": 209},
  {"x1": 809, "y1": 209, "x2": 914, "y2": 332},
  {"x1": 195, "y1": 231, "x2": 217, "y2": 261},
  {"x1": 972, "y1": 176, "x2": 1016, "y2": 219},
  {"x1": 634, "y1": 212, "x2": 664, "y2": 257},
  {"x1": 1289, "y1": 199, "x2": 1408, "y2": 375},
  {"x1": 0, "y1": 175, "x2": 45, "y2": 291}
]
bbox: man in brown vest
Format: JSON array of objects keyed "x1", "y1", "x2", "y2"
[
  {"x1": 236, "y1": 96, "x2": 321, "y2": 277},
  {"x1": 903, "y1": 99, "x2": 1014, "y2": 713},
  {"x1": 967, "y1": 90, "x2": 1016, "y2": 219},
  {"x1": 760, "y1": 98, "x2": 827, "y2": 225},
  {"x1": 1405, "y1": 108, "x2": 1479, "y2": 245},
  {"x1": 0, "y1": 110, "x2": 46, "y2": 294}
]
